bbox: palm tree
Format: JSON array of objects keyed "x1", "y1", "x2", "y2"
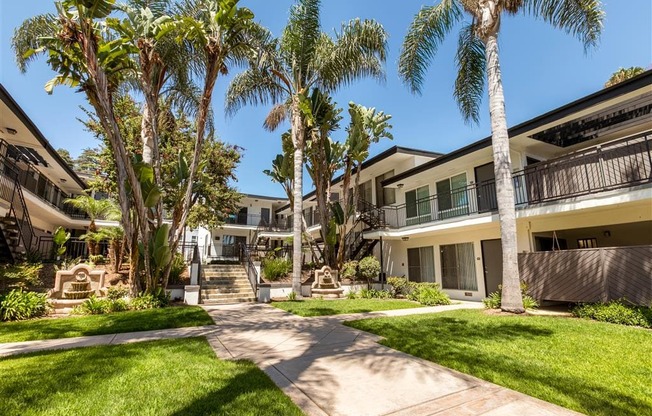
[
  {"x1": 335, "y1": 103, "x2": 392, "y2": 267},
  {"x1": 605, "y1": 66, "x2": 645, "y2": 88},
  {"x1": 226, "y1": 0, "x2": 387, "y2": 295},
  {"x1": 65, "y1": 195, "x2": 120, "y2": 255},
  {"x1": 13, "y1": 0, "x2": 154, "y2": 286},
  {"x1": 168, "y1": 0, "x2": 261, "y2": 266},
  {"x1": 399, "y1": 0, "x2": 603, "y2": 313}
]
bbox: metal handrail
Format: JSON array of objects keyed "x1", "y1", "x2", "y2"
[
  {"x1": 367, "y1": 132, "x2": 651, "y2": 230},
  {"x1": 239, "y1": 243, "x2": 259, "y2": 294}
]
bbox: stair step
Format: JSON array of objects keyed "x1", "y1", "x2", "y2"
[
  {"x1": 202, "y1": 298, "x2": 256, "y2": 305},
  {"x1": 201, "y1": 287, "x2": 252, "y2": 294},
  {"x1": 201, "y1": 293, "x2": 255, "y2": 301}
]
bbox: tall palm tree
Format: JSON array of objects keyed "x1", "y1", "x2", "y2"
[
  {"x1": 399, "y1": 0, "x2": 603, "y2": 313},
  {"x1": 226, "y1": 0, "x2": 387, "y2": 294}
]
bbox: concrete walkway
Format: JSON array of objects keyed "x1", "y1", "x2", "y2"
[
  {"x1": 0, "y1": 303, "x2": 581, "y2": 416},
  {"x1": 203, "y1": 302, "x2": 581, "y2": 416}
]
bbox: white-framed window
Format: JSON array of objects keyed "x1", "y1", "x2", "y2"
[
  {"x1": 436, "y1": 173, "x2": 468, "y2": 218},
  {"x1": 440, "y1": 242, "x2": 478, "y2": 291},
  {"x1": 405, "y1": 185, "x2": 431, "y2": 225}
]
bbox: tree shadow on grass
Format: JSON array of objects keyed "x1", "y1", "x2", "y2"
[
  {"x1": 347, "y1": 313, "x2": 651, "y2": 416},
  {"x1": 168, "y1": 360, "x2": 302, "y2": 416}
]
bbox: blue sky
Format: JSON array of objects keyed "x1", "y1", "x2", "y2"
[{"x1": 1, "y1": 0, "x2": 650, "y2": 198}]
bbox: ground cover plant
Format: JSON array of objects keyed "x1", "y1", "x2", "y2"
[
  {"x1": 346, "y1": 309, "x2": 652, "y2": 416},
  {"x1": 0, "y1": 289, "x2": 49, "y2": 321},
  {"x1": 572, "y1": 300, "x2": 652, "y2": 328},
  {"x1": 0, "y1": 306, "x2": 213, "y2": 343},
  {"x1": 272, "y1": 298, "x2": 423, "y2": 317},
  {"x1": 0, "y1": 337, "x2": 303, "y2": 416}
]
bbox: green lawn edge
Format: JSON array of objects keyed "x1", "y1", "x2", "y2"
[
  {"x1": 345, "y1": 309, "x2": 652, "y2": 416},
  {"x1": 271, "y1": 298, "x2": 423, "y2": 317},
  {"x1": 0, "y1": 337, "x2": 303, "y2": 416},
  {"x1": 0, "y1": 306, "x2": 214, "y2": 343}
]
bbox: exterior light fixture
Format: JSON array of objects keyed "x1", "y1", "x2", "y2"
[
  {"x1": 401, "y1": 236, "x2": 409, "y2": 241},
  {"x1": 397, "y1": 183, "x2": 404, "y2": 189},
  {"x1": 6, "y1": 127, "x2": 17, "y2": 135}
]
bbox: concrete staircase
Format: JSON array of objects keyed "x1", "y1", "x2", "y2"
[
  {"x1": 0, "y1": 216, "x2": 25, "y2": 263},
  {"x1": 201, "y1": 264, "x2": 256, "y2": 304}
]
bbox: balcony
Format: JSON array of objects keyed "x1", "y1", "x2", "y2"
[
  {"x1": 0, "y1": 142, "x2": 88, "y2": 220},
  {"x1": 376, "y1": 132, "x2": 652, "y2": 229}
]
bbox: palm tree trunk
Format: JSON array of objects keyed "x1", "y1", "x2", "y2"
[
  {"x1": 291, "y1": 101, "x2": 304, "y2": 296},
  {"x1": 485, "y1": 33, "x2": 524, "y2": 313}
]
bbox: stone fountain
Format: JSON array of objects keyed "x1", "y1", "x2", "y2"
[
  {"x1": 311, "y1": 266, "x2": 344, "y2": 298},
  {"x1": 48, "y1": 264, "x2": 107, "y2": 314}
]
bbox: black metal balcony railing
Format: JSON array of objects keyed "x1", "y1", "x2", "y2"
[
  {"x1": 224, "y1": 213, "x2": 273, "y2": 227},
  {"x1": 0, "y1": 140, "x2": 89, "y2": 219},
  {"x1": 37, "y1": 236, "x2": 109, "y2": 261},
  {"x1": 377, "y1": 132, "x2": 651, "y2": 229}
]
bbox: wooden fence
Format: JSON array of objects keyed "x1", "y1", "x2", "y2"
[{"x1": 518, "y1": 245, "x2": 652, "y2": 306}]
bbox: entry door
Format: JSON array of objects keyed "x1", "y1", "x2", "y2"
[
  {"x1": 481, "y1": 239, "x2": 502, "y2": 296},
  {"x1": 261, "y1": 208, "x2": 270, "y2": 225},
  {"x1": 475, "y1": 163, "x2": 497, "y2": 213}
]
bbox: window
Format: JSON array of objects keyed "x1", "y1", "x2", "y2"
[
  {"x1": 440, "y1": 243, "x2": 478, "y2": 291},
  {"x1": 407, "y1": 247, "x2": 435, "y2": 283},
  {"x1": 405, "y1": 185, "x2": 431, "y2": 225},
  {"x1": 577, "y1": 238, "x2": 598, "y2": 249},
  {"x1": 375, "y1": 170, "x2": 396, "y2": 206},
  {"x1": 436, "y1": 173, "x2": 468, "y2": 218},
  {"x1": 357, "y1": 180, "x2": 373, "y2": 204}
]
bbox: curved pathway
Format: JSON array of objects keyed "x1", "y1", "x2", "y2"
[{"x1": 0, "y1": 302, "x2": 581, "y2": 416}]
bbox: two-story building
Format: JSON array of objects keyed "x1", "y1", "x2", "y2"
[
  {"x1": 361, "y1": 71, "x2": 651, "y2": 304},
  {"x1": 0, "y1": 83, "x2": 99, "y2": 262}
]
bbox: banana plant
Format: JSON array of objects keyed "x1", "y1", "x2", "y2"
[{"x1": 52, "y1": 226, "x2": 71, "y2": 260}]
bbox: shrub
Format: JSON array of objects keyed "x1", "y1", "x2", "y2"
[
  {"x1": 108, "y1": 298, "x2": 129, "y2": 313},
  {"x1": 88, "y1": 254, "x2": 106, "y2": 265},
  {"x1": 74, "y1": 296, "x2": 111, "y2": 315},
  {"x1": 106, "y1": 285, "x2": 130, "y2": 301},
  {"x1": 387, "y1": 276, "x2": 410, "y2": 297},
  {"x1": 346, "y1": 290, "x2": 357, "y2": 299},
  {"x1": 287, "y1": 291, "x2": 297, "y2": 301},
  {"x1": 0, "y1": 262, "x2": 43, "y2": 292},
  {"x1": 359, "y1": 288, "x2": 374, "y2": 299},
  {"x1": 131, "y1": 289, "x2": 170, "y2": 310},
  {"x1": 483, "y1": 283, "x2": 539, "y2": 310},
  {"x1": 341, "y1": 261, "x2": 358, "y2": 281},
  {"x1": 0, "y1": 289, "x2": 49, "y2": 321},
  {"x1": 572, "y1": 301, "x2": 652, "y2": 328},
  {"x1": 262, "y1": 258, "x2": 291, "y2": 281},
  {"x1": 358, "y1": 257, "x2": 380, "y2": 282},
  {"x1": 168, "y1": 254, "x2": 187, "y2": 285},
  {"x1": 407, "y1": 283, "x2": 451, "y2": 306}
]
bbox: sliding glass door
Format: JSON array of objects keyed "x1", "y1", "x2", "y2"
[{"x1": 407, "y1": 246, "x2": 435, "y2": 283}]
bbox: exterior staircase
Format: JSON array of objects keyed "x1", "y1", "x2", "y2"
[
  {"x1": 200, "y1": 264, "x2": 256, "y2": 304},
  {"x1": 0, "y1": 215, "x2": 26, "y2": 263}
]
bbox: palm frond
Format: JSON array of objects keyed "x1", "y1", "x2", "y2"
[
  {"x1": 225, "y1": 68, "x2": 286, "y2": 117},
  {"x1": 280, "y1": 0, "x2": 322, "y2": 87},
  {"x1": 399, "y1": 0, "x2": 463, "y2": 94},
  {"x1": 318, "y1": 18, "x2": 388, "y2": 92},
  {"x1": 454, "y1": 23, "x2": 486, "y2": 124},
  {"x1": 264, "y1": 103, "x2": 290, "y2": 132},
  {"x1": 12, "y1": 14, "x2": 59, "y2": 73},
  {"x1": 523, "y1": 0, "x2": 604, "y2": 51}
]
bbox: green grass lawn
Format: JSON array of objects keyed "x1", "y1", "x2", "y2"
[
  {"x1": 346, "y1": 309, "x2": 652, "y2": 416},
  {"x1": 0, "y1": 306, "x2": 214, "y2": 343},
  {"x1": 0, "y1": 337, "x2": 303, "y2": 416},
  {"x1": 272, "y1": 298, "x2": 423, "y2": 317}
]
